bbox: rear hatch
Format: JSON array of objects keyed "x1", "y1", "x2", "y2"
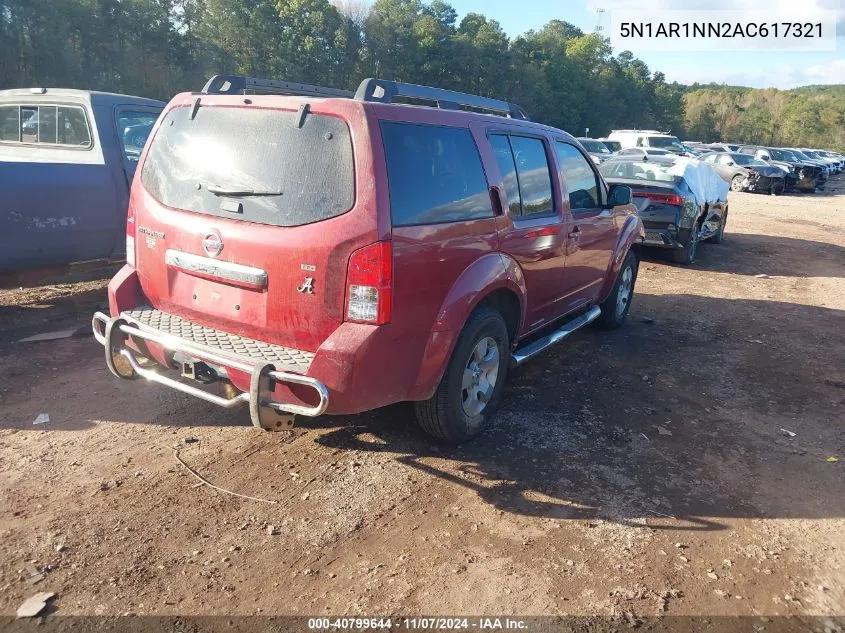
[{"x1": 131, "y1": 95, "x2": 380, "y2": 352}]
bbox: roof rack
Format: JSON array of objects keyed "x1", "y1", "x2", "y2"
[
  {"x1": 200, "y1": 75, "x2": 529, "y2": 120},
  {"x1": 202, "y1": 74, "x2": 354, "y2": 98},
  {"x1": 355, "y1": 78, "x2": 528, "y2": 120}
]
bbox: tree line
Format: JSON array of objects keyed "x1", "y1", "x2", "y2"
[{"x1": 1, "y1": 0, "x2": 842, "y2": 150}]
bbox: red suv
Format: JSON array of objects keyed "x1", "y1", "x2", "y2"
[{"x1": 93, "y1": 75, "x2": 644, "y2": 442}]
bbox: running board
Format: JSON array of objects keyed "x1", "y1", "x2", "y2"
[{"x1": 511, "y1": 306, "x2": 602, "y2": 367}]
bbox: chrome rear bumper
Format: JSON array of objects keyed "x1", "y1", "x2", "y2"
[{"x1": 92, "y1": 312, "x2": 329, "y2": 428}]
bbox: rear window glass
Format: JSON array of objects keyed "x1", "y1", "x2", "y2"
[
  {"x1": 381, "y1": 122, "x2": 492, "y2": 226},
  {"x1": 0, "y1": 104, "x2": 91, "y2": 147},
  {"x1": 647, "y1": 135, "x2": 684, "y2": 151},
  {"x1": 599, "y1": 160, "x2": 679, "y2": 183},
  {"x1": 579, "y1": 139, "x2": 610, "y2": 154},
  {"x1": 141, "y1": 105, "x2": 354, "y2": 227}
]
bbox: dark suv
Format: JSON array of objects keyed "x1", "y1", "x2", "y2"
[{"x1": 92, "y1": 76, "x2": 643, "y2": 442}]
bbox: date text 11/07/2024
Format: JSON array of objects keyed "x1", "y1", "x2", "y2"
[
  {"x1": 618, "y1": 22, "x2": 823, "y2": 38},
  {"x1": 308, "y1": 618, "x2": 528, "y2": 630}
]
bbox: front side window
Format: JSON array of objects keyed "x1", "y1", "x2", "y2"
[
  {"x1": 555, "y1": 142, "x2": 599, "y2": 210},
  {"x1": 381, "y1": 122, "x2": 493, "y2": 227},
  {"x1": 0, "y1": 104, "x2": 91, "y2": 147},
  {"x1": 118, "y1": 111, "x2": 160, "y2": 160}
]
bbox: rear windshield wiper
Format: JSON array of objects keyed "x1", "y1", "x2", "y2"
[{"x1": 204, "y1": 184, "x2": 283, "y2": 197}]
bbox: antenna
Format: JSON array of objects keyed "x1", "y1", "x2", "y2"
[{"x1": 595, "y1": 7, "x2": 605, "y2": 34}]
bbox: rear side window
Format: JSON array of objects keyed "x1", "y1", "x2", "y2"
[
  {"x1": 0, "y1": 104, "x2": 91, "y2": 147},
  {"x1": 489, "y1": 135, "x2": 521, "y2": 215},
  {"x1": 554, "y1": 142, "x2": 599, "y2": 210},
  {"x1": 490, "y1": 133, "x2": 554, "y2": 217},
  {"x1": 381, "y1": 122, "x2": 492, "y2": 226},
  {"x1": 141, "y1": 105, "x2": 354, "y2": 227},
  {"x1": 509, "y1": 136, "x2": 554, "y2": 217}
]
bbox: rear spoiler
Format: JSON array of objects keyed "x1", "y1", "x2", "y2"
[{"x1": 201, "y1": 75, "x2": 529, "y2": 120}]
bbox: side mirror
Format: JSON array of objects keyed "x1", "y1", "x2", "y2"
[
  {"x1": 607, "y1": 184, "x2": 632, "y2": 207},
  {"x1": 725, "y1": 160, "x2": 735, "y2": 166},
  {"x1": 760, "y1": 154, "x2": 770, "y2": 161}
]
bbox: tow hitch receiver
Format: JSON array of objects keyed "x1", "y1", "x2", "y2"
[{"x1": 180, "y1": 360, "x2": 218, "y2": 384}]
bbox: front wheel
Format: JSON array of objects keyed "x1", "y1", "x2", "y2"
[
  {"x1": 415, "y1": 307, "x2": 510, "y2": 443},
  {"x1": 596, "y1": 250, "x2": 638, "y2": 329},
  {"x1": 710, "y1": 208, "x2": 728, "y2": 244},
  {"x1": 730, "y1": 175, "x2": 745, "y2": 192}
]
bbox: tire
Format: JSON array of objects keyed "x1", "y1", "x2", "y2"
[
  {"x1": 672, "y1": 223, "x2": 700, "y2": 264},
  {"x1": 596, "y1": 250, "x2": 638, "y2": 329},
  {"x1": 710, "y1": 208, "x2": 728, "y2": 244},
  {"x1": 730, "y1": 174, "x2": 745, "y2": 192},
  {"x1": 415, "y1": 307, "x2": 510, "y2": 443},
  {"x1": 770, "y1": 179, "x2": 784, "y2": 196}
]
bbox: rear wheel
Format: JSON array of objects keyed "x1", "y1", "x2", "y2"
[
  {"x1": 673, "y1": 224, "x2": 700, "y2": 264},
  {"x1": 596, "y1": 250, "x2": 638, "y2": 329},
  {"x1": 415, "y1": 307, "x2": 509, "y2": 443}
]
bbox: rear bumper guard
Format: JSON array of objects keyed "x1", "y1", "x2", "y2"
[{"x1": 92, "y1": 312, "x2": 329, "y2": 427}]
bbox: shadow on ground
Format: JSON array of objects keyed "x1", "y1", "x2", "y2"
[
  {"x1": 2, "y1": 219, "x2": 843, "y2": 529},
  {"x1": 641, "y1": 232, "x2": 845, "y2": 277}
]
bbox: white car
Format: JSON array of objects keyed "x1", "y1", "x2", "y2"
[{"x1": 606, "y1": 129, "x2": 692, "y2": 156}]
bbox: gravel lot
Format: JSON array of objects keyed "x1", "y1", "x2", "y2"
[{"x1": 0, "y1": 178, "x2": 843, "y2": 619}]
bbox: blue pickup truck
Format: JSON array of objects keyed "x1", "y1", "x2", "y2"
[{"x1": 0, "y1": 88, "x2": 164, "y2": 274}]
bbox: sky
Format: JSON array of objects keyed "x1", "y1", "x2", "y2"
[{"x1": 443, "y1": 0, "x2": 844, "y2": 89}]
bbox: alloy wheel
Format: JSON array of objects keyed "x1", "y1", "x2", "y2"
[
  {"x1": 616, "y1": 264, "x2": 634, "y2": 318},
  {"x1": 461, "y1": 337, "x2": 500, "y2": 417}
]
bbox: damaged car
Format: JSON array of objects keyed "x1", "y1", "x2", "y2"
[
  {"x1": 599, "y1": 155, "x2": 728, "y2": 265},
  {"x1": 700, "y1": 152, "x2": 786, "y2": 195},
  {"x1": 738, "y1": 146, "x2": 822, "y2": 193},
  {"x1": 798, "y1": 148, "x2": 840, "y2": 175}
]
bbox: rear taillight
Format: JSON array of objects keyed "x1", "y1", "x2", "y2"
[
  {"x1": 126, "y1": 202, "x2": 137, "y2": 268},
  {"x1": 633, "y1": 192, "x2": 685, "y2": 207},
  {"x1": 346, "y1": 242, "x2": 392, "y2": 325}
]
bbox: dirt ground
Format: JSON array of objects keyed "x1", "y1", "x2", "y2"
[{"x1": 0, "y1": 178, "x2": 843, "y2": 621}]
